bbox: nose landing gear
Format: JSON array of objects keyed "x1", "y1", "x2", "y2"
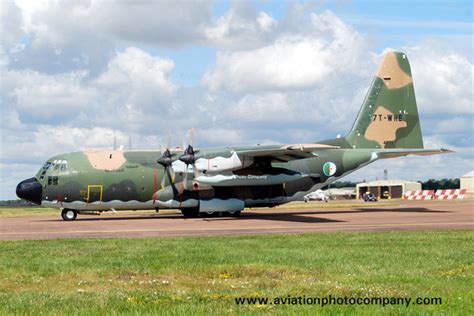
[{"x1": 61, "y1": 208, "x2": 77, "y2": 221}]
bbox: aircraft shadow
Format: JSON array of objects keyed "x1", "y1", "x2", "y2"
[
  {"x1": 42, "y1": 206, "x2": 448, "y2": 223},
  {"x1": 354, "y1": 207, "x2": 449, "y2": 213},
  {"x1": 243, "y1": 207, "x2": 449, "y2": 217},
  {"x1": 43, "y1": 213, "x2": 343, "y2": 224},
  {"x1": 204, "y1": 214, "x2": 344, "y2": 224}
]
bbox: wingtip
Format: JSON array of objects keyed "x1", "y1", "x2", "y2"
[{"x1": 440, "y1": 148, "x2": 455, "y2": 154}]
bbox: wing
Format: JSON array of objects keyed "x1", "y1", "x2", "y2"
[{"x1": 235, "y1": 143, "x2": 340, "y2": 162}]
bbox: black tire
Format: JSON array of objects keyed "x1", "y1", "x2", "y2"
[
  {"x1": 200, "y1": 211, "x2": 219, "y2": 218},
  {"x1": 61, "y1": 208, "x2": 77, "y2": 221},
  {"x1": 181, "y1": 207, "x2": 199, "y2": 218},
  {"x1": 222, "y1": 210, "x2": 242, "y2": 217}
]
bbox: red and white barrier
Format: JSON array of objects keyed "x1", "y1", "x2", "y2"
[
  {"x1": 404, "y1": 190, "x2": 434, "y2": 200},
  {"x1": 434, "y1": 189, "x2": 467, "y2": 200}
]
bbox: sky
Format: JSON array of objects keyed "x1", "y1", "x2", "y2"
[{"x1": 0, "y1": 0, "x2": 473, "y2": 200}]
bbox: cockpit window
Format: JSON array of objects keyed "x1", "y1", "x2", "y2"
[
  {"x1": 42, "y1": 162, "x2": 53, "y2": 170},
  {"x1": 51, "y1": 160, "x2": 67, "y2": 171}
]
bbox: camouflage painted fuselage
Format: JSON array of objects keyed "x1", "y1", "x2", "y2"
[
  {"x1": 17, "y1": 51, "x2": 450, "y2": 215},
  {"x1": 37, "y1": 146, "x2": 376, "y2": 211}
]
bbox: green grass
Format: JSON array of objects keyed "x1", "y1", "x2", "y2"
[
  {"x1": 0, "y1": 207, "x2": 59, "y2": 217},
  {"x1": 0, "y1": 231, "x2": 472, "y2": 315}
]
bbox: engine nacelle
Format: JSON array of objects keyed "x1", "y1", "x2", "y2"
[
  {"x1": 153, "y1": 181, "x2": 212, "y2": 209},
  {"x1": 171, "y1": 152, "x2": 252, "y2": 174}
]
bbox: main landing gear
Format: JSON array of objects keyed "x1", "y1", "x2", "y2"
[
  {"x1": 180, "y1": 208, "x2": 242, "y2": 218},
  {"x1": 61, "y1": 208, "x2": 77, "y2": 221}
]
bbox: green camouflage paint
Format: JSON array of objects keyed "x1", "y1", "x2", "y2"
[{"x1": 16, "y1": 52, "x2": 451, "y2": 219}]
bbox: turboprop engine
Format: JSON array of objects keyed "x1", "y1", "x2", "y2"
[{"x1": 172, "y1": 152, "x2": 253, "y2": 174}]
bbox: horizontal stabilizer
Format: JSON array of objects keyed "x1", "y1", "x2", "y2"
[{"x1": 376, "y1": 148, "x2": 453, "y2": 159}]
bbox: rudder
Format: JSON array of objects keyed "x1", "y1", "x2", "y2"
[{"x1": 345, "y1": 52, "x2": 424, "y2": 149}]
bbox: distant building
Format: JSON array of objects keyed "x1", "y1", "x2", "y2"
[
  {"x1": 356, "y1": 180, "x2": 421, "y2": 199},
  {"x1": 460, "y1": 171, "x2": 474, "y2": 199},
  {"x1": 324, "y1": 187, "x2": 356, "y2": 200}
]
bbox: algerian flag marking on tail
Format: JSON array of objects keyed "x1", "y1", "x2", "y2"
[{"x1": 323, "y1": 162, "x2": 337, "y2": 176}]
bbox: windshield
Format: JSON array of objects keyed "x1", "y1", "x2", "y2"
[
  {"x1": 40, "y1": 160, "x2": 68, "y2": 173},
  {"x1": 52, "y1": 160, "x2": 67, "y2": 171}
]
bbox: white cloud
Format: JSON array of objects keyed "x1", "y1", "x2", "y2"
[
  {"x1": 204, "y1": 3, "x2": 278, "y2": 49},
  {"x1": 231, "y1": 93, "x2": 290, "y2": 122},
  {"x1": 13, "y1": 0, "x2": 212, "y2": 48},
  {"x1": 2, "y1": 125, "x2": 128, "y2": 163},
  {"x1": 202, "y1": 10, "x2": 369, "y2": 93},
  {"x1": 0, "y1": 2, "x2": 472, "y2": 200},
  {"x1": 8, "y1": 69, "x2": 96, "y2": 119},
  {"x1": 257, "y1": 12, "x2": 277, "y2": 32},
  {"x1": 436, "y1": 117, "x2": 474, "y2": 133},
  {"x1": 2, "y1": 47, "x2": 176, "y2": 125},
  {"x1": 406, "y1": 43, "x2": 473, "y2": 115},
  {"x1": 0, "y1": 1, "x2": 25, "y2": 47},
  {"x1": 96, "y1": 47, "x2": 177, "y2": 107}
]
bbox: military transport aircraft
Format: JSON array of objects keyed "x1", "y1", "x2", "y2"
[{"x1": 16, "y1": 52, "x2": 451, "y2": 221}]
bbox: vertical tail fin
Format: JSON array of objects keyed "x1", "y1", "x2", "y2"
[{"x1": 345, "y1": 52, "x2": 424, "y2": 149}]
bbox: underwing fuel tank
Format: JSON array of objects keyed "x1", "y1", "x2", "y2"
[{"x1": 195, "y1": 173, "x2": 306, "y2": 186}]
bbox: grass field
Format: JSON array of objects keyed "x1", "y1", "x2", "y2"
[{"x1": 0, "y1": 230, "x2": 472, "y2": 315}]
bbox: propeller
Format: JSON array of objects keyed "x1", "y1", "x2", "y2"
[
  {"x1": 157, "y1": 137, "x2": 176, "y2": 189},
  {"x1": 179, "y1": 128, "x2": 199, "y2": 188}
]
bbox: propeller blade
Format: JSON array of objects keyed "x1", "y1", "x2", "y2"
[
  {"x1": 161, "y1": 172, "x2": 166, "y2": 189},
  {"x1": 170, "y1": 166, "x2": 176, "y2": 183},
  {"x1": 183, "y1": 165, "x2": 188, "y2": 189},
  {"x1": 166, "y1": 133, "x2": 171, "y2": 151},
  {"x1": 192, "y1": 163, "x2": 200, "y2": 178},
  {"x1": 189, "y1": 127, "x2": 195, "y2": 146},
  {"x1": 181, "y1": 135, "x2": 186, "y2": 152}
]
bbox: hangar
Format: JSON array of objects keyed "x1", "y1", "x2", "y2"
[
  {"x1": 356, "y1": 180, "x2": 421, "y2": 199},
  {"x1": 460, "y1": 171, "x2": 474, "y2": 199}
]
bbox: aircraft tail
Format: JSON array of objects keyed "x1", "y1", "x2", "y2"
[{"x1": 345, "y1": 51, "x2": 424, "y2": 149}]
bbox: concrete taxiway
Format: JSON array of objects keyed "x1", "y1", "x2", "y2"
[{"x1": 0, "y1": 200, "x2": 472, "y2": 240}]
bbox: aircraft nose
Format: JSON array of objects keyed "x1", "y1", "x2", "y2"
[{"x1": 16, "y1": 177, "x2": 43, "y2": 205}]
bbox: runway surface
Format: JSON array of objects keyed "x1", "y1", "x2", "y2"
[{"x1": 0, "y1": 200, "x2": 472, "y2": 240}]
